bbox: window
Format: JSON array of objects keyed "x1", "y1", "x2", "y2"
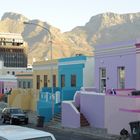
[
  {"x1": 18, "y1": 81, "x2": 21, "y2": 88},
  {"x1": 12, "y1": 71, "x2": 15, "y2": 75},
  {"x1": 27, "y1": 82, "x2": 31, "y2": 88},
  {"x1": 44, "y1": 75, "x2": 48, "y2": 87},
  {"x1": 71, "y1": 75, "x2": 76, "y2": 87},
  {"x1": 53, "y1": 75, "x2": 56, "y2": 87},
  {"x1": 99, "y1": 68, "x2": 106, "y2": 93},
  {"x1": 36, "y1": 75, "x2": 40, "y2": 89},
  {"x1": 23, "y1": 81, "x2": 26, "y2": 88},
  {"x1": 61, "y1": 75, "x2": 65, "y2": 87},
  {"x1": 118, "y1": 67, "x2": 125, "y2": 89}
]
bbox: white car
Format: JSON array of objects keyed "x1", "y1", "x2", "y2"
[{"x1": 0, "y1": 125, "x2": 56, "y2": 140}]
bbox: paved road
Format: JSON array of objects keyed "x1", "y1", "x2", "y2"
[
  {"x1": 27, "y1": 125, "x2": 110, "y2": 140},
  {"x1": 46, "y1": 128, "x2": 108, "y2": 140},
  {"x1": 0, "y1": 121, "x2": 107, "y2": 140}
]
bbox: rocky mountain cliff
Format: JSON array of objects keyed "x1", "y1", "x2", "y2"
[{"x1": 1, "y1": 12, "x2": 140, "y2": 64}]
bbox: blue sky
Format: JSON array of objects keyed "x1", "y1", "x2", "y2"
[{"x1": 0, "y1": 0, "x2": 140, "y2": 32}]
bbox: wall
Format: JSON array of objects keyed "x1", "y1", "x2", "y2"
[
  {"x1": 59, "y1": 64, "x2": 83, "y2": 89},
  {"x1": 33, "y1": 69, "x2": 58, "y2": 89},
  {"x1": 33, "y1": 60, "x2": 58, "y2": 90},
  {"x1": 95, "y1": 41, "x2": 136, "y2": 91},
  {"x1": 105, "y1": 95, "x2": 140, "y2": 135},
  {"x1": 8, "y1": 88, "x2": 37, "y2": 111},
  {"x1": 62, "y1": 101, "x2": 80, "y2": 128},
  {"x1": 37, "y1": 87, "x2": 61, "y2": 122},
  {"x1": 16, "y1": 72, "x2": 33, "y2": 88},
  {"x1": 0, "y1": 75, "x2": 17, "y2": 93},
  {"x1": 61, "y1": 89, "x2": 140, "y2": 136},
  {"x1": 80, "y1": 92, "x2": 105, "y2": 128},
  {"x1": 83, "y1": 57, "x2": 95, "y2": 87},
  {"x1": 58, "y1": 56, "x2": 86, "y2": 100}
]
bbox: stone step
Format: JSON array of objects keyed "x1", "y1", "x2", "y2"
[
  {"x1": 80, "y1": 113, "x2": 89, "y2": 127},
  {"x1": 50, "y1": 113, "x2": 61, "y2": 124}
]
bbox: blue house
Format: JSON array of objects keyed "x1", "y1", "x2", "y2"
[
  {"x1": 37, "y1": 55, "x2": 94, "y2": 122},
  {"x1": 58, "y1": 55, "x2": 94, "y2": 100}
]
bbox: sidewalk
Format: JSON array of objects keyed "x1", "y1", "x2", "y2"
[
  {"x1": 45, "y1": 122, "x2": 120, "y2": 140},
  {"x1": 27, "y1": 111, "x2": 121, "y2": 140}
]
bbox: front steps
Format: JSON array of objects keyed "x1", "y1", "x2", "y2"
[{"x1": 80, "y1": 113, "x2": 90, "y2": 127}]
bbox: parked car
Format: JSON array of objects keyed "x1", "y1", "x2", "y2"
[
  {"x1": 1, "y1": 107, "x2": 28, "y2": 124},
  {"x1": 0, "y1": 125, "x2": 56, "y2": 140}
]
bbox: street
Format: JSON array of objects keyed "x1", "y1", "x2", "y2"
[
  {"x1": 0, "y1": 119, "x2": 108, "y2": 140},
  {"x1": 45, "y1": 128, "x2": 108, "y2": 140},
  {"x1": 28, "y1": 125, "x2": 109, "y2": 140}
]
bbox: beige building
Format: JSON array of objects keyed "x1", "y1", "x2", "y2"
[{"x1": 33, "y1": 59, "x2": 58, "y2": 91}]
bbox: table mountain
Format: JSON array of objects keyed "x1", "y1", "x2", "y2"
[{"x1": 1, "y1": 12, "x2": 140, "y2": 64}]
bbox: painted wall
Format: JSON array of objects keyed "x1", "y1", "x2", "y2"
[
  {"x1": 8, "y1": 88, "x2": 37, "y2": 111},
  {"x1": 62, "y1": 101, "x2": 80, "y2": 128},
  {"x1": 80, "y1": 92, "x2": 105, "y2": 128},
  {"x1": 33, "y1": 60, "x2": 58, "y2": 90},
  {"x1": 37, "y1": 87, "x2": 61, "y2": 122},
  {"x1": 83, "y1": 57, "x2": 95, "y2": 87},
  {"x1": 58, "y1": 56, "x2": 86, "y2": 100},
  {"x1": 62, "y1": 91, "x2": 105, "y2": 129},
  {"x1": 105, "y1": 95, "x2": 140, "y2": 135},
  {"x1": 95, "y1": 41, "x2": 136, "y2": 91},
  {"x1": 59, "y1": 64, "x2": 83, "y2": 89},
  {"x1": 95, "y1": 54, "x2": 136, "y2": 90},
  {"x1": 62, "y1": 89, "x2": 140, "y2": 135},
  {"x1": 0, "y1": 75, "x2": 17, "y2": 93},
  {"x1": 16, "y1": 72, "x2": 33, "y2": 88}
]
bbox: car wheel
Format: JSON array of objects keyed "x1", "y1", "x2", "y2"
[
  {"x1": 25, "y1": 119, "x2": 28, "y2": 125},
  {"x1": 10, "y1": 118, "x2": 14, "y2": 125}
]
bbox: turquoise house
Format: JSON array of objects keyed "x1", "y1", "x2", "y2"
[
  {"x1": 58, "y1": 55, "x2": 94, "y2": 100},
  {"x1": 37, "y1": 55, "x2": 94, "y2": 122}
]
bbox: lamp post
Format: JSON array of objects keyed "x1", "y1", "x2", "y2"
[{"x1": 23, "y1": 21, "x2": 54, "y2": 119}]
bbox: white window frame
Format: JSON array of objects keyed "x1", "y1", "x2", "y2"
[
  {"x1": 99, "y1": 67, "x2": 106, "y2": 93},
  {"x1": 117, "y1": 66, "x2": 125, "y2": 89}
]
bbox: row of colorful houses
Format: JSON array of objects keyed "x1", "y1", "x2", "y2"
[
  {"x1": 62, "y1": 39, "x2": 140, "y2": 136},
  {"x1": 5, "y1": 55, "x2": 94, "y2": 119},
  {"x1": 3, "y1": 38, "x2": 140, "y2": 135},
  {"x1": 34, "y1": 56, "x2": 94, "y2": 121}
]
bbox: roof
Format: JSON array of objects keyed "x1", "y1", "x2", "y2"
[
  {"x1": 0, "y1": 33, "x2": 23, "y2": 40},
  {"x1": 59, "y1": 55, "x2": 87, "y2": 62},
  {"x1": 0, "y1": 125, "x2": 55, "y2": 140},
  {"x1": 0, "y1": 75, "x2": 17, "y2": 80},
  {"x1": 95, "y1": 39, "x2": 137, "y2": 50}
]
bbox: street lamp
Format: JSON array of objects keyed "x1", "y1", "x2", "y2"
[{"x1": 23, "y1": 21, "x2": 54, "y2": 119}]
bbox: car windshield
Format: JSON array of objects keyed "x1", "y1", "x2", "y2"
[
  {"x1": 24, "y1": 136, "x2": 53, "y2": 140},
  {"x1": 10, "y1": 109, "x2": 23, "y2": 114}
]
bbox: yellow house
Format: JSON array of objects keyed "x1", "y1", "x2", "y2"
[
  {"x1": 8, "y1": 59, "x2": 58, "y2": 112},
  {"x1": 33, "y1": 59, "x2": 58, "y2": 91}
]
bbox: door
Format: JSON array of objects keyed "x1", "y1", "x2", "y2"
[{"x1": 99, "y1": 68, "x2": 106, "y2": 93}]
